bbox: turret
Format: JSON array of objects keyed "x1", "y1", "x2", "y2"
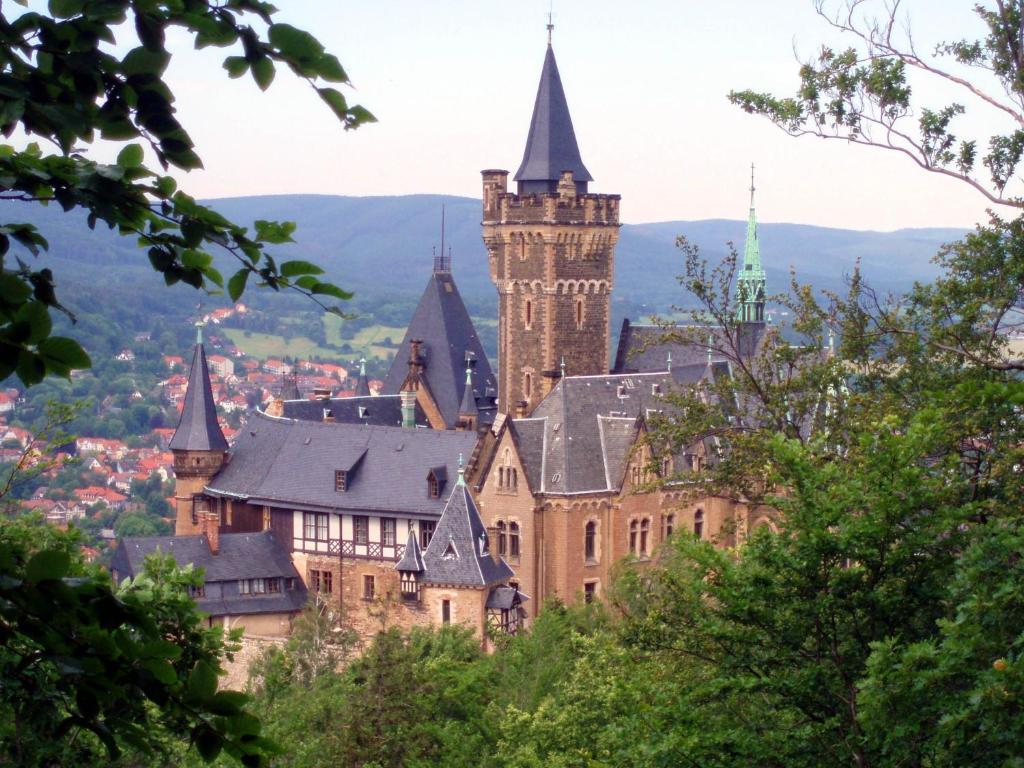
[
  {"x1": 171, "y1": 323, "x2": 228, "y2": 535},
  {"x1": 355, "y1": 356, "x2": 370, "y2": 397},
  {"x1": 457, "y1": 364, "x2": 479, "y2": 432}
]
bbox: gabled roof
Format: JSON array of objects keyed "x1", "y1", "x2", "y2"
[
  {"x1": 110, "y1": 530, "x2": 307, "y2": 616},
  {"x1": 514, "y1": 44, "x2": 592, "y2": 194},
  {"x1": 422, "y1": 475, "x2": 513, "y2": 587},
  {"x1": 613, "y1": 319, "x2": 767, "y2": 374},
  {"x1": 518, "y1": 368, "x2": 710, "y2": 495},
  {"x1": 169, "y1": 342, "x2": 228, "y2": 452},
  {"x1": 281, "y1": 394, "x2": 428, "y2": 428},
  {"x1": 205, "y1": 411, "x2": 478, "y2": 517},
  {"x1": 382, "y1": 270, "x2": 497, "y2": 427}
]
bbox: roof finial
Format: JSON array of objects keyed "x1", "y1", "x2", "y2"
[
  {"x1": 707, "y1": 333, "x2": 713, "y2": 365},
  {"x1": 666, "y1": 350, "x2": 672, "y2": 372},
  {"x1": 547, "y1": 3, "x2": 554, "y2": 45},
  {"x1": 433, "y1": 205, "x2": 451, "y2": 274},
  {"x1": 465, "y1": 362, "x2": 473, "y2": 386},
  {"x1": 195, "y1": 320, "x2": 205, "y2": 345},
  {"x1": 750, "y1": 162, "x2": 756, "y2": 208},
  {"x1": 360, "y1": 356, "x2": 366, "y2": 376},
  {"x1": 559, "y1": 354, "x2": 566, "y2": 377},
  {"x1": 457, "y1": 452, "x2": 466, "y2": 486}
]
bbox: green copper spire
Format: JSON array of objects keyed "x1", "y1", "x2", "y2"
[{"x1": 736, "y1": 163, "x2": 767, "y2": 323}]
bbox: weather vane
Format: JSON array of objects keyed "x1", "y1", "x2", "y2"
[{"x1": 547, "y1": 2, "x2": 554, "y2": 44}]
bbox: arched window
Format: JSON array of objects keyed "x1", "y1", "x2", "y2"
[
  {"x1": 629, "y1": 520, "x2": 638, "y2": 554},
  {"x1": 694, "y1": 508, "x2": 704, "y2": 539},
  {"x1": 524, "y1": 373, "x2": 532, "y2": 399},
  {"x1": 575, "y1": 298, "x2": 584, "y2": 330},
  {"x1": 524, "y1": 299, "x2": 532, "y2": 329},
  {"x1": 640, "y1": 518, "x2": 650, "y2": 555},
  {"x1": 497, "y1": 520, "x2": 507, "y2": 556},
  {"x1": 509, "y1": 522, "x2": 520, "y2": 558},
  {"x1": 584, "y1": 521, "x2": 596, "y2": 562},
  {"x1": 510, "y1": 467, "x2": 517, "y2": 490}
]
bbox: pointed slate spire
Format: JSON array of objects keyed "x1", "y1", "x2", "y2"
[
  {"x1": 514, "y1": 43, "x2": 593, "y2": 195},
  {"x1": 736, "y1": 164, "x2": 767, "y2": 324},
  {"x1": 421, "y1": 459, "x2": 514, "y2": 587},
  {"x1": 395, "y1": 526, "x2": 425, "y2": 574},
  {"x1": 458, "y1": 364, "x2": 478, "y2": 418},
  {"x1": 169, "y1": 325, "x2": 228, "y2": 452},
  {"x1": 355, "y1": 357, "x2": 370, "y2": 397}
]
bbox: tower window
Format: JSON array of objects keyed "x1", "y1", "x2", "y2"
[
  {"x1": 585, "y1": 520, "x2": 596, "y2": 563},
  {"x1": 509, "y1": 522, "x2": 520, "y2": 558},
  {"x1": 575, "y1": 298, "x2": 584, "y2": 330},
  {"x1": 525, "y1": 299, "x2": 532, "y2": 330},
  {"x1": 525, "y1": 373, "x2": 532, "y2": 399},
  {"x1": 497, "y1": 520, "x2": 507, "y2": 555},
  {"x1": 694, "y1": 508, "x2": 704, "y2": 539},
  {"x1": 442, "y1": 599, "x2": 451, "y2": 625}
]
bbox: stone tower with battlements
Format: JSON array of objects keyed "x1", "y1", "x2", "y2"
[{"x1": 482, "y1": 40, "x2": 620, "y2": 415}]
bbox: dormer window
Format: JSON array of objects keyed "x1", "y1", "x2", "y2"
[
  {"x1": 427, "y1": 466, "x2": 447, "y2": 499},
  {"x1": 334, "y1": 470, "x2": 348, "y2": 492}
]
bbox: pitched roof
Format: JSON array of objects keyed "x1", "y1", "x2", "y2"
[
  {"x1": 381, "y1": 270, "x2": 497, "y2": 427},
  {"x1": 514, "y1": 44, "x2": 592, "y2": 194},
  {"x1": 110, "y1": 530, "x2": 307, "y2": 616},
  {"x1": 169, "y1": 342, "x2": 228, "y2": 452},
  {"x1": 612, "y1": 319, "x2": 767, "y2": 374},
  {"x1": 518, "y1": 368, "x2": 710, "y2": 495},
  {"x1": 205, "y1": 411, "x2": 479, "y2": 518},
  {"x1": 395, "y1": 527, "x2": 425, "y2": 573},
  {"x1": 281, "y1": 394, "x2": 427, "y2": 428},
  {"x1": 421, "y1": 475, "x2": 513, "y2": 587}
]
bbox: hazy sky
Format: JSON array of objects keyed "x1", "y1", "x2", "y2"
[{"x1": 132, "y1": 1, "x2": 1017, "y2": 230}]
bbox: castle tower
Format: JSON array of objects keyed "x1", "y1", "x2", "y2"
[
  {"x1": 736, "y1": 165, "x2": 766, "y2": 324},
  {"x1": 170, "y1": 325, "x2": 228, "y2": 535},
  {"x1": 482, "y1": 36, "x2": 620, "y2": 415}
]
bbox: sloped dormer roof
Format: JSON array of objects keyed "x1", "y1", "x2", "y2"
[
  {"x1": 422, "y1": 474, "x2": 513, "y2": 587},
  {"x1": 169, "y1": 341, "x2": 228, "y2": 452},
  {"x1": 382, "y1": 270, "x2": 496, "y2": 428},
  {"x1": 514, "y1": 44, "x2": 592, "y2": 194}
]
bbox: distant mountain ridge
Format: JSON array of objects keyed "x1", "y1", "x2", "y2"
[{"x1": 0, "y1": 194, "x2": 966, "y2": 316}]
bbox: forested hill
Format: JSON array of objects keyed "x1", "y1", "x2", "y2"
[{"x1": 1, "y1": 193, "x2": 965, "y2": 316}]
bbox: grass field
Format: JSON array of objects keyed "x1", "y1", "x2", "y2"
[
  {"x1": 223, "y1": 329, "x2": 337, "y2": 360},
  {"x1": 323, "y1": 315, "x2": 407, "y2": 359}
]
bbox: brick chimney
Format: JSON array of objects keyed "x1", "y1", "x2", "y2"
[
  {"x1": 201, "y1": 511, "x2": 220, "y2": 555},
  {"x1": 486, "y1": 524, "x2": 501, "y2": 565}
]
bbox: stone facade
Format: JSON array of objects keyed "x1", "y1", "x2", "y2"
[
  {"x1": 482, "y1": 169, "x2": 620, "y2": 414},
  {"x1": 173, "y1": 450, "x2": 225, "y2": 535}
]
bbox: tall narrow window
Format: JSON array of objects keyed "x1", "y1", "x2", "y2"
[
  {"x1": 509, "y1": 522, "x2": 520, "y2": 558},
  {"x1": 525, "y1": 299, "x2": 532, "y2": 329},
  {"x1": 428, "y1": 474, "x2": 439, "y2": 498},
  {"x1": 575, "y1": 298, "x2": 584, "y2": 330},
  {"x1": 510, "y1": 468, "x2": 518, "y2": 491},
  {"x1": 525, "y1": 373, "x2": 532, "y2": 399},
  {"x1": 363, "y1": 575, "x2": 375, "y2": 600},
  {"x1": 353, "y1": 515, "x2": 369, "y2": 545},
  {"x1": 322, "y1": 570, "x2": 333, "y2": 594},
  {"x1": 334, "y1": 470, "x2": 347, "y2": 492},
  {"x1": 629, "y1": 520, "x2": 638, "y2": 554},
  {"x1": 640, "y1": 519, "x2": 650, "y2": 555},
  {"x1": 694, "y1": 509, "x2": 704, "y2": 539},
  {"x1": 442, "y1": 599, "x2": 451, "y2": 625},
  {"x1": 497, "y1": 520, "x2": 507, "y2": 555},
  {"x1": 662, "y1": 513, "x2": 675, "y2": 539},
  {"x1": 381, "y1": 517, "x2": 396, "y2": 547},
  {"x1": 584, "y1": 521, "x2": 596, "y2": 562},
  {"x1": 420, "y1": 520, "x2": 436, "y2": 549}
]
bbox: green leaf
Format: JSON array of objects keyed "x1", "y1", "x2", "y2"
[
  {"x1": 316, "y1": 54, "x2": 348, "y2": 83},
  {"x1": 280, "y1": 260, "x2": 324, "y2": 278},
  {"x1": 48, "y1": 0, "x2": 84, "y2": 18},
  {"x1": 207, "y1": 690, "x2": 249, "y2": 716},
  {"x1": 253, "y1": 219, "x2": 295, "y2": 244},
  {"x1": 122, "y1": 46, "x2": 171, "y2": 78},
  {"x1": 224, "y1": 56, "x2": 249, "y2": 79},
  {"x1": 15, "y1": 300, "x2": 51, "y2": 344},
  {"x1": 310, "y1": 281, "x2": 352, "y2": 301},
  {"x1": 188, "y1": 660, "x2": 218, "y2": 701},
  {"x1": 268, "y1": 23, "x2": 324, "y2": 62},
  {"x1": 317, "y1": 87, "x2": 349, "y2": 122},
  {"x1": 142, "y1": 658, "x2": 177, "y2": 686},
  {"x1": 181, "y1": 219, "x2": 206, "y2": 248},
  {"x1": 252, "y1": 57, "x2": 275, "y2": 91},
  {"x1": 37, "y1": 336, "x2": 91, "y2": 371},
  {"x1": 117, "y1": 143, "x2": 144, "y2": 168},
  {"x1": 26, "y1": 549, "x2": 70, "y2": 583},
  {"x1": 193, "y1": 725, "x2": 223, "y2": 762},
  {"x1": 228, "y1": 269, "x2": 249, "y2": 302}
]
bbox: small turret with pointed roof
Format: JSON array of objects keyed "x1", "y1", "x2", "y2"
[
  {"x1": 514, "y1": 26, "x2": 593, "y2": 195},
  {"x1": 421, "y1": 455, "x2": 513, "y2": 588},
  {"x1": 736, "y1": 164, "x2": 767, "y2": 324},
  {"x1": 171, "y1": 322, "x2": 228, "y2": 536},
  {"x1": 355, "y1": 357, "x2": 370, "y2": 397},
  {"x1": 457, "y1": 363, "x2": 479, "y2": 431}
]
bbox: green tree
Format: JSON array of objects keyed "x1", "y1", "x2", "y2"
[{"x1": 0, "y1": 0, "x2": 375, "y2": 386}]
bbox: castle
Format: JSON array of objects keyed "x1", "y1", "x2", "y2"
[{"x1": 115, "y1": 33, "x2": 776, "y2": 645}]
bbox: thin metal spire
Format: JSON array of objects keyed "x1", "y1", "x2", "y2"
[
  {"x1": 547, "y1": 3, "x2": 554, "y2": 45},
  {"x1": 750, "y1": 162, "x2": 756, "y2": 208},
  {"x1": 433, "y1": 204, "x2": 451, "y2": 273}
]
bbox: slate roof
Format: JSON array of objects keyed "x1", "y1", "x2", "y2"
[
  {"x1": 518, "y1": 367, "x2": 711, "y2": 495},
  {"x1": 281, "y1": 394, "x2": 428, "y2": 428},
  {"x1": 204, "y1": 411, "x2": 479, "y2": 517},
  {"x1": 110, "y1": 530, "x2": 306, "y2": 616},
  {"x1": 395, "y1": 527, "x2": 425, "y2": 573},
  {"x1": 421, "y1": 476, "x2": 514, "y2": 587},
  {"x1": 169, "y1": 342, "x2": 228, "y2": 452},
  {"x1": 612, "y1": 319, "x2": 767, "y2": 374},
  {"x1": 514, "y1": 44, "x2": 593, "y2": 194},
  {"x1": 485, "y1": 585, "x2": 529, "y2": 610},
  {"x1": 382, "y1": 270, "x2": 497, "y2": 428}
]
